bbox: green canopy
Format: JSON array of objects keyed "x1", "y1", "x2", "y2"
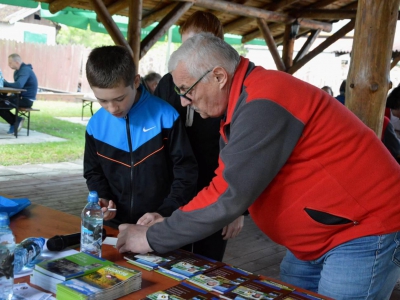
[{"x1": 0, "y1": 0, "x2": 267, "y2": 45}]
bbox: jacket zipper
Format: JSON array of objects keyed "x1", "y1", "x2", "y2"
[{"x1": 125, "y1": 115, "x2": 135, "y2": 221}]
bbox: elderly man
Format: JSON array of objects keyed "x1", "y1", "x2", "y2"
[
  {"x1": 0, "y1": 53, "x2": 38, "y2": 134},
  {"x1": 117, "y1": 33, "x2": 400, "y2": 299}
]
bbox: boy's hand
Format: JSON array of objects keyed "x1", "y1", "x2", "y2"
[{"x1": 99, "y1": 198, "x2": 117, "y2": 221}]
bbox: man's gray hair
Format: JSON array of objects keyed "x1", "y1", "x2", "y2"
[
  {"x1": 168, "y1": 32, "x2": 240, "y2": 79},
  {"x1": 8, "y1": 53, "x2": 22, "y2": 63}
]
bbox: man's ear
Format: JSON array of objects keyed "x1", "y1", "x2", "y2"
[
  {"x1": 133, "y1": 74, "x2": 141, "y2": 89},
  {"x1": 212, "y1": 67, "x2": 228, "y2": 89}
]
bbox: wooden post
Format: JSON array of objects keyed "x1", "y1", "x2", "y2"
[
  {"x1": 257, "y1": 19, "x2": 285, "y2": 71},
  {"x1": 127, "y1": 0, "x2": 142, "y2": 73},
  {"x1": 282, "y1": 24, "x2": 295, "y2": 69},
  {"x1": 89, "y1": 0, "x2": 133, "y2": 57},
  {"x1": 346, "y1": 0, "x2": 400, "y2": 137},
  {"x1": 294, "y1": 29, "x2": 321, "y2": 63}
]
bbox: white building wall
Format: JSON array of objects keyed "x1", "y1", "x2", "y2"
[{"x1": 0, "y1": 22, "x2": 56, "y2": 45}]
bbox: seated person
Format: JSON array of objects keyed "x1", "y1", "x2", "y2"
[
  {"x1": 84, "y1": 45, "x2": 198, "y2": 231},
  {"x1": 0, "y1": 53, "x2": 38, "y2": 134}
]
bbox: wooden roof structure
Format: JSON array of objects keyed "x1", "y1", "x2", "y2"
[{"x1": 17, "y1": 0, "x2": 400, "y2": 136}]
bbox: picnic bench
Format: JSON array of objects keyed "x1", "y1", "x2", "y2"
[
  {"x1": 76, "y1": 96, "x2": 97, "y2": 120},
  {"x1": 18, "y1": 107, "x2": 41, "y2": 136}
]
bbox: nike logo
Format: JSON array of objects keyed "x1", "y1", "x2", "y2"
[{"x1": 143, "y1": 126, "x2": 156, "y2": 132}]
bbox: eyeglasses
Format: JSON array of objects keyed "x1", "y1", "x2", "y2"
[{"x1": 174, "y1": 69, "x2": 212, "y2": 102}]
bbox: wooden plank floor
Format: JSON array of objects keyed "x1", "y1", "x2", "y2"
[{"x1": 1, "y1": 173, "x2": 399, "y2": 299}]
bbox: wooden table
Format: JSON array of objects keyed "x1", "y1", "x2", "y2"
[
  {"x1": 9, "y1": 202, "x2": 332, "y2": 299},
  {"x1": 0, "y1": 87, "x2": 27, "y2": 138},
  {"x1": 11, "y1": 203, "x2": 177, "y2": 299}
]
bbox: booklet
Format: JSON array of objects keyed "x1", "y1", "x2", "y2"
[
  {"x1": 186, "y1": 265, "x2": 259, "y2": 294},
  {"x1": 34, "y1": 252, "x2": 113, "y2": 281},
  {"x1": 219, "y1": 279, "x2": 293, "y2": 300},
  {"x1": 124, "y1": 249, "x2": 191, "y2": 271},
  {"x1": 56, "y1": 264, "x2": 142, "y2": 300},
  {"x1": 156, "y1": 253, "x2": 225, "y2": 281},
  {"x1": 142, "y1": 282, "x2": 219, "y2": 300}
]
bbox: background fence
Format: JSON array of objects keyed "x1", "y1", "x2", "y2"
[{"x1": 0, "y1": 39, "x2": 91, "y2": 93}]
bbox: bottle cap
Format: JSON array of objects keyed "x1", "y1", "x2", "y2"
[
  {"x1": 0, "y1": 212, "x2": 10, "y2": 226},
  {"x1": 87, "y1": 191, "x2": 99, "y2": 203}
]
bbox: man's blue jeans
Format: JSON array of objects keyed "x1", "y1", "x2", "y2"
[{"x1": 280, "y1": 232, "x2": 400, "y2": 299}]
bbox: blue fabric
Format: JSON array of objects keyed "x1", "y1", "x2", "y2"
[
  {"x1": 3, "y1": 63, "x2": 38, "y2": 100},
  {"x1": 280, "y1": 232, "x2": 400, "y2": 299},
  {"x1": 0, "y1": 196, "x2": 31, "y2": 217},
  {"x1": 86, "y1": 86, "x2": 178, "y2": 152}
]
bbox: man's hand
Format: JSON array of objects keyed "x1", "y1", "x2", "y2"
[
  {"x1": 98, "y1": 198, "x2": 117, "y2": 221},
  {"x1": 136, "y1": 212, "x2": 164, "y2": 226},
  {"x1": 116, "y1": 224, "x2": 152, "y2": 253},
  {"x1": 222, "y1": 215, "x2": 244, "y2": 240}
]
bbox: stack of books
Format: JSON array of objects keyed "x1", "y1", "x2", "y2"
[
  {"x1": 30, "y1": 252, "x2": 141, "y2": 299},
  {"x1": 126, "y1": 250, "x2": 326, "y2": 300},
  {"x1": 125, "y1": 249, "x2": 224, "y2": 281}
]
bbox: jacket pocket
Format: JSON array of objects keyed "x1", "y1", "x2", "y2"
[{"x1": 304, "y1": 208, "x2": 353, "y2": 225}]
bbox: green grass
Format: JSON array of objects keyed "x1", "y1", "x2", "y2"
[{"x1": 0, "y1": 100, "x2": 101, "y2": 166}]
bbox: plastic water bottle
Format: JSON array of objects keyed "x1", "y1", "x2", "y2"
[
  {"x1": 13, "y1": 237, "x2": 45, "y2": 274},
  {"x1": 81, "y1": 191, "x2": 103, "y2": 257},
  {"x1": 0, "y1": 213, "x2": 15, "y2": 300},
  {"x1": 0, "y1": 69, "x2": 4, "y2": 88}
]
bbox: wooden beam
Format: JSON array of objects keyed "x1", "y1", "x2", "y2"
[
  {"x1": 49, "y1": 0, "x2": 75, "y2": 14},
  {"x1": 107, "y1": 0, "x2": 128, "y2": 16},
  {"x1": 346, "y1": 0, "x2": 400, "y2": 137},
  {"x1": 282, "y1": 24, "x2": 295, "y2": 69},
  {"x1": 275, "y1": 28, "x2": 309, "y2": 45},
  {"x1": 293, "y1": 29, "x2": 321, "y2": 63},
  {"x1": 295, "y1": 9, "x2": 356, "y2": 19},
  {"x1": 89, "y1": 0, "x2": 133, "y2": 57},
  {"x1": 140, "y1": 2, "x2": 192, "y2": 59},
  {"x1": 223, "y1": 0, "x2": 300, "y2": 33},
  {"x1": 174, "y1": 0, "x2": 332, "y2": 32},
  {"x1": 298, "y1": 0, "x2": 340, "y2": 10},
  {"x1": 127, "y1": 0, "x2": 141, "y2": 73},
  {"x1": 241, "y1": 23, "x2": 281, "y2": 44},
  {"x1": 257, "y1": 18, "x2": 286, "y2": 71},
  {"x1": 288, "y1": 19, "x2": 355, "y2": 74},
  {"x1": 142, "y1": 4, "x2": 176, "y2": 28},
  {"x1": 391, "y1": 53, "x2": 400, "y2": 69}
]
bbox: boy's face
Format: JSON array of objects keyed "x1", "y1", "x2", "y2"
[{"x1": 92, "y1": 75, "x2": 140, "y2": 118}]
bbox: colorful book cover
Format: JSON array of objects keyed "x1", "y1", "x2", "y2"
[
  {"x1": 56, "y1": 264, "x2": 141, "y2": 300},
  {"x1": 34, "y1": 252, "x2": 113, "y2": 281},
  {"x1": 220, "y1": 279, "x2": 293, "y2": 300},
  {"x1": 142, "y1": 282, "x2": 219, "y2": 300},
  {"x1": 124, "y1": 250, "x2": 191, "y2": 271},
  {"x1": 187, "y1": 265, "x2": 259, "y2": 294},
  {"x1": 156, "y1": 253, "x2": 225, "y2": 281}
]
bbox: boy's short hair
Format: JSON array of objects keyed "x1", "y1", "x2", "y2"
[
  {"x1": 86, "y1": 45, "x2": 136, "y2": 88},
  {"x1": 144, "y1": 72, "x2": 161, "y2": 83},
  {"x1": 179, "y1": 11, "x2": 224, "y2": 39}
]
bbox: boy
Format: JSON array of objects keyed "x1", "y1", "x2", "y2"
[{"x1": 84, "y1": 45, "x2": 197, "y2": 228}]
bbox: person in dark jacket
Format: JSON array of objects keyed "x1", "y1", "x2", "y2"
[
  {"x1": 154, "y1": 11, "x2": 244, "y2": 261},
  {"x1": 0, "y1": 53, "x2": 38, "y2": 134},
  {"x1": 84, "y1": 45, "x2": 198, "y2": 229}
]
